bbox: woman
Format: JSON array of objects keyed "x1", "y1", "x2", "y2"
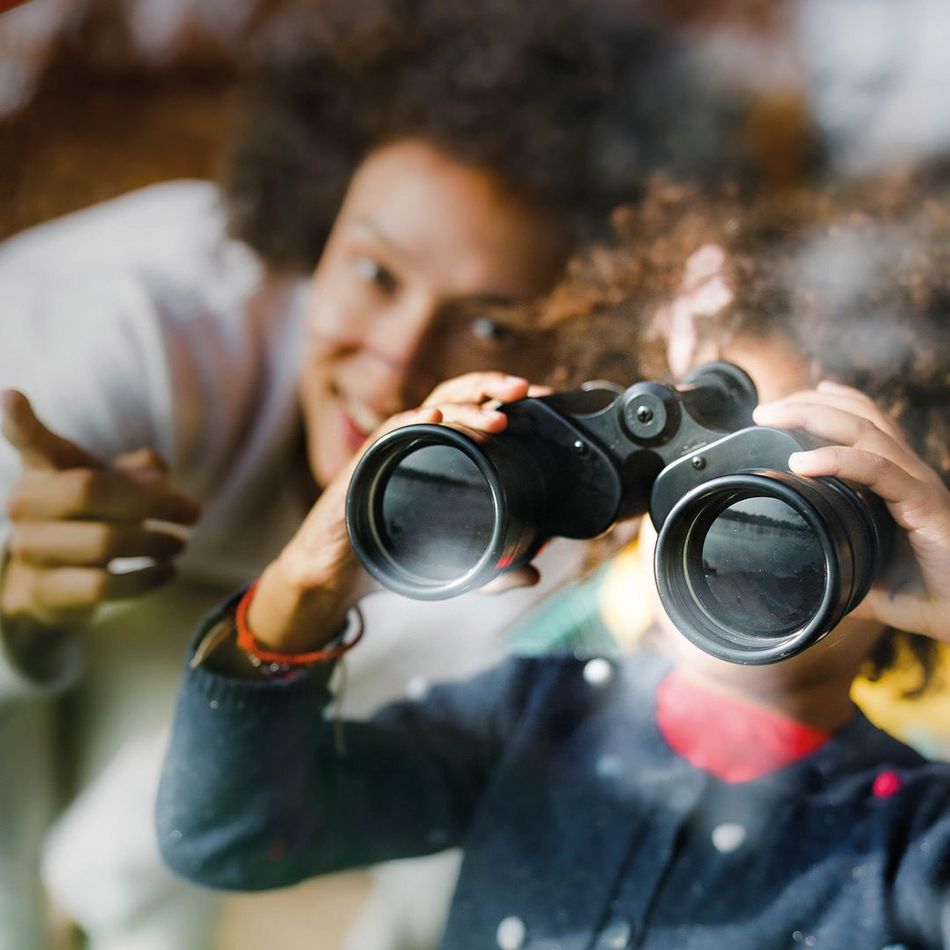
[{"x1": 0, "y1": 3, "x2": 708, "y2": 947}]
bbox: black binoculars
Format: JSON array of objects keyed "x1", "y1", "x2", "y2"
[{"x1": 345, "y1": 362, "x2": 892, "y2": 665}]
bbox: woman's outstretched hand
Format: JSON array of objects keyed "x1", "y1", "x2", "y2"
[
  {"x1": 753, "y1": 380, "x2": 950, "y2": 643},
  {"x1": 0, "y1": 389, "x2": 199, "y2": 633}
]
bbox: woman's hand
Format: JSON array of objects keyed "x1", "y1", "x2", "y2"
[
  {"x1": 753, "y1": 380, "x2": 950, "y2": 642},
  {"x1": 248, "y1": 372, "x2": 542, "y2": 653},
  {"x1": 0, "y1": 390, "x2": 200, "y2": 633}
]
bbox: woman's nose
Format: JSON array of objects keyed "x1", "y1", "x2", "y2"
[{"x1": 364, "y1": 293, "x2": 440, "y2": 375}]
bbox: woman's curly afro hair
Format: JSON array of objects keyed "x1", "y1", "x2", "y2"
[{"x1": 224, "y1": 0, "x2": 731, "y2": 272}]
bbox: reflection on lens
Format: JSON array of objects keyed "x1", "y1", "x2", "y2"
[
  {"x1": 380, "y1": 445, "x2": 494, "y2": 582},
  {"x1": 697, "y1": 497, "x2": 826, "y2": 635}
]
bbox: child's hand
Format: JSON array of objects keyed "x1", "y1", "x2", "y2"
[
  {"x1": 248, "y1": 372, "x2": 541, "y2": 653},
  {"x1": 753, "y1": 380, "x2": 950, "y2": 643}
]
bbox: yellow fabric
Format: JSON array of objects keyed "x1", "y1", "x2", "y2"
[
  {"x1": 598, "y1": 542, "x2": 654, "y2": 648},
  {"x1": 852, "y1": 647, "x2": 950, "y2": 761}
]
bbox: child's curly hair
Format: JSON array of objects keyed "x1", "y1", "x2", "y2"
[
  {"x1": 222, "y1": 0, "x2": 732, "y2": 273},
  {"x1": 540, "y1": 171, "x2": 950, "y2": 691}
]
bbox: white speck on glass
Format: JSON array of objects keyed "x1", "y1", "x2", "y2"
[
  {"x1": 496, "y1": 915, "x2": 526, "y2": 949},
  {"x1": 595, "y1": 754, "x2": 623, "y2": 779},
  {"x1": 406, "y1": 675, "x2": 430, "y2": 700},
  {"x1": 600, "y1": 916, "x2": 632, "y2": 948},
  {"x1": 583, "y1": 658, "x2": 613, "y2": 686},
  {"x1": 711, "y1": 822, "x2": 747, "y2": 853}
]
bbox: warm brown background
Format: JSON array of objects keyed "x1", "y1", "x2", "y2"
[{"x1": 0, "y1": 49, "x2": 236, "y2": 240}]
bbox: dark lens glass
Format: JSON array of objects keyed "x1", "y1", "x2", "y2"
[
  {"x1": 696, "y1": 497, "x2": 826, "y2": 635},
  {"x1": 380, "y1": 445, "x2": 495, "y2": 582}
]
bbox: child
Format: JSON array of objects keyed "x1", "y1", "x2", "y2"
[{"x1": 156, "y1": 181, "x2": 950, "y2": 948}]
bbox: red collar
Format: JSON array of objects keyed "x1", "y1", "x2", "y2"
[{"x1": 655, "y1": 670, "x2": 831, "y2": 783}]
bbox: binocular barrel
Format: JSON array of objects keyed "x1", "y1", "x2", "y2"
[{"x1": 345, "y1": 362, "x2": 892, "y2": 664}]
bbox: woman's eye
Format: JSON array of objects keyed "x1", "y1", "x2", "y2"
[
  {"x1": 470, "y1": 316, "x2": 515, "y2": 345},
  {"x1": 352, "y1": 256, "x2": 397, "y2": 294}
]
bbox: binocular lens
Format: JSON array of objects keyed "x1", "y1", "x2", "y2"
[
  {"x1": 655, "y1": 474, "x2": 858, "y2": 664},
  {"x1": 348, "y1": 424, "x2": 541, "y2": 598},
  {"x1": 694, "y1": 497, "x2": 827, "y2": 636},
  {"x1": 380, "y1": 445, "x2": 495, "y2": 582}
]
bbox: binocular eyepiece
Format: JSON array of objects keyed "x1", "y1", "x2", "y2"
[{"x1": 345, "y1": 362, "x2": 892, "y2": 665}]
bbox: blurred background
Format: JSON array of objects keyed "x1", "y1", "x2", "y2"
[
  {"x1": 5, "y1": 0, "x2": 950, "y2": 238},
  {"x1": 1, "y1": 1, "x2": 948, "y2": 948}
]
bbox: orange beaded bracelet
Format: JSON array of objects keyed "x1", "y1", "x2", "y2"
[{"x1": 234, "y1": 581, "x2": 365, "y2": 668}]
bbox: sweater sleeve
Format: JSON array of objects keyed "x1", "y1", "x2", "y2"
[
  {"x1": 156, "y1": 604, "x2": 538, "y2": 892},
  {"x1": 891, "y1": 778, "x2": 950, "y2": 947}
]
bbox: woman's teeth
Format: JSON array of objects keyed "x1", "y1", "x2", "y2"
[{"x1": 346, "y1": 399, "x2": 383, "y2": 435}]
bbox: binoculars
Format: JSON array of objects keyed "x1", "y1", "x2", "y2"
[{"x1": 345, "y1": 362, "x2": 892, "y2": 665}]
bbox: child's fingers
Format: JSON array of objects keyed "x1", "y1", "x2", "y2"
[
  {"x1": 756, "y1": 387, "x2": 907, "y2": 445},
  {"x1": 435, "y1": 404, "x2": 509, "y2": 434},
  {"x1": 755, "y1": 397, "x2": 912, "y2": 459},
  {"x1": 422, "y1": 372, "x2": 530, "y2": 408},
  {"x1": 788, "y1": 446, "x2": 950, "y2": 548},
  {"x1": 787, "y1": 445, "x2": 920, "y2": 505},
  {"x1": 790, "y1": 444, "x2": 950, "y2": 636},
  {"x1": 753, "y1": 401, "x2": 937, "y2": 486}
]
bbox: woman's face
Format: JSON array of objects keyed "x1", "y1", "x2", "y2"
[{"x1": 299, "y1": 138, "x2": 570, "y2": 486}]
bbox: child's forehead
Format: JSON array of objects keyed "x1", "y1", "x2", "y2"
[{"x1": 689, "y1": 335, "x2": 815, "y2": 403}]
